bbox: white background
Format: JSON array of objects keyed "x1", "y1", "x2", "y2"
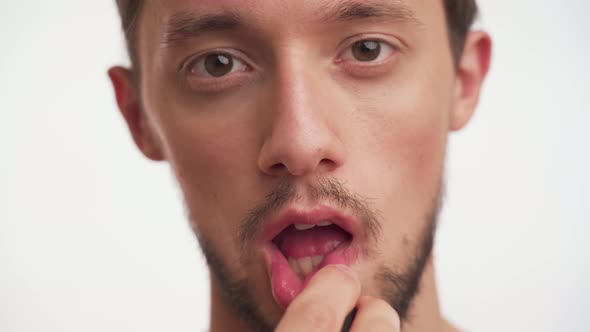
[{"x1": 0, "y1": 1, "x2": 588, "y2": 331}]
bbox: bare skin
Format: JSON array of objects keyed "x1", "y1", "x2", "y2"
[
  {"x1": 109, "y1": 0, "x2": 490, "y2": 330},
  {"x1": 276, "y1": 265, "x2": 400, "y2": 331}
]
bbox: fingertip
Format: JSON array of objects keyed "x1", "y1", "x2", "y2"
[
  {"x1": 326, "y1": 264, "x2": 360, "y2": 283},
  {"x1": 354, "y1": 296, "x2": 401, "y2": 330}
]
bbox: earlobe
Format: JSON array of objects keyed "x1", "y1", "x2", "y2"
[
  {"x1": 450, "y1": 31, "x2": 492, "y2": 131},
  {"x1": 107, "y1": 66, "x2": 165, "y2": 161}
]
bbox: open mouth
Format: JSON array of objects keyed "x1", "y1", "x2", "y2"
[
  {"x1": 261, "y1": 208, "x2": 357, "y2": 309},
  {"x1": 272, "y1": 222, "x2": 353, "y2": 278}
]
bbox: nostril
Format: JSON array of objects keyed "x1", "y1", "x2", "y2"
[
  {"x1": 270, "y1": 163, "x2": 287, "y2": 173},
  {"x1": 319, "y1": 158, "x2": 336, "y2": 170}
]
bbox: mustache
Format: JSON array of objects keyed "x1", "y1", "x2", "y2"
[{"x1": 238, "y1": 177, "x2": 382, "y2": 247}]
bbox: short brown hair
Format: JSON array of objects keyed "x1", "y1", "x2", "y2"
[{"x1": 115, "y1": 0, "x2": 477, "y2": 71}]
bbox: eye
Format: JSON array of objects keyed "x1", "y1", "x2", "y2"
[
  {"x1": 187, "y1": 52, "x2": 249, "y2": 78},
  {"x1": 341, "y1": 39, "x2": 395, "y2": 63}
]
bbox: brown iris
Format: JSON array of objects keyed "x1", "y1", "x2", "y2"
[
  {"x1": 351, "y1": 40, "x2": 381, "y2": 62},
  {"x1": 203, "y1": 53, "x2": 233, "y2": 77}
]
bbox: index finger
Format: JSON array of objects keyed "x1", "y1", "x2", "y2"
[{"x1": 275, "y1": 264, "x2": 361, "y2": 332}]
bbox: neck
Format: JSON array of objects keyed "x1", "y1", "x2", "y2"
[
  {"x1": 209, "y1": 272, "x2": 254, "y2": 332},
  {"x1": 399, "y1": 255, "x2": 458, "y2": 332},
  {"x1": 209, "y1": 256, "x2": 458, "y2": 331}
]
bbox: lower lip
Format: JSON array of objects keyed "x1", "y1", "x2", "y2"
[{"x1": 262, "y1": 240, "x2": 357, "y2": 309}]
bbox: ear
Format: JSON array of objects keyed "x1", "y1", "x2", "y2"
[
  {"x1": 450, "y1": 31, "x2": 492, "y2": 131},
  {"x1": 107, "y1": 66, "x2": 165, "y2": 161}
]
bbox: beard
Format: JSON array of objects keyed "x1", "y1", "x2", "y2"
[{"x1": 190, "y1": 176, "x2": 442, "y2": 332}]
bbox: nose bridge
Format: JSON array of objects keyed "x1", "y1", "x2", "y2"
[
  {"x1": 258, "y1": 48, "x2": 344, "y2": 177},
  {"x1": 275, "y1": 57, "x2": 322, "y2": 136}
]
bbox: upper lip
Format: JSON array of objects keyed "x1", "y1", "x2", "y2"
[{"x1": 261, "y1": 205, "x2": 358, "y2": 243}]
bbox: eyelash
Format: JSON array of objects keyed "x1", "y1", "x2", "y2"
[
  {"x1": 181, "y1": 37, "x2": 400, "y2": 89},
  {"x1": 182, "y1": 49, "x2": 252, "y2": 78},
  {"x1": 337, "y1": 38, "x2": 399, "y2": 64}
]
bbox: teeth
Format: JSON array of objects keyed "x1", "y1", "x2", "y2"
[
  {"x1": 298, "y1": 257, "x2": 313, "y2": 275},
  {"x1": 311, "y1": 255, "x2": 323, "y2": 267},
  {"x1": 288, "y1": 257, "x2": 301, "y2": 275},
  {"x1": 294, "y1": 223, "x2": 316, "y2": 230},
  {"x1": 287, "y1": 255, "x2": 325, "y2": 277},
  {"x1": 294, "y1": 221, "x2": 332, "y2": 230}
]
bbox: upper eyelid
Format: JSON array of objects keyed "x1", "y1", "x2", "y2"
[
  {"x1": 336, "y1": 34, "x2": 402, "y2": 55},
  {"x1": 336, "y1": 40, "x2": 398, "y2": 66},
  {"x1": 180, "y1": 48, "x2": 250, "y2": 73},
  {"x1": 179, "y1": 34, "x2": 401, "y2": 73}
]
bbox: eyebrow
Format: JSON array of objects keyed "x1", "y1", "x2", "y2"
[
  {"x1": 161, "y1": 0, "x2": 421, "y2": 48},
  {"x1": 161, "y1": 11, "x2": 243, "y2": 48},
  {"x1": 319, "y1": 0, "x2": 422, "y2": 25}
]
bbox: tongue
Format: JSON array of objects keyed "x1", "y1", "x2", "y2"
[{"x1": 275, "y1": 225, "x2": 351, "y2": 258}]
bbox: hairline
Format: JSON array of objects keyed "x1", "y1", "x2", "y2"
[
  {"x1": 117, "y1": 0, "x2": 477, "y2": 78},
  {"x1": 161, "y1": 1, "x2": 425, "y2": 50}
]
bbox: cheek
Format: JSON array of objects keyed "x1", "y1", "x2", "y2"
[
  {"x1": 386, "y1": 112, "x2": 447, "y2": 189},
  {"x1": 352, "y1": 84, "x2": 450, "y2": 193},
  {"x1": 344, "y1": 71, "x2": 452, "y2": 254},
  {"x1": 153, "y1": 83, "x2": 260, "y2": 190},
  {"x1": 338, "y1": 52, "x2": 454, "y2": 196},
  {"x1": 363, "y1": 100, "x2": 447, "y2": 244},
  {"x1": 149, "y1": 96, "x2": 263, "y2": 239}
]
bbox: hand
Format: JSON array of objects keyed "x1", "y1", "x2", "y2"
[{"x1": 275, "y1": 264, "x2": 401, "y2": 331}]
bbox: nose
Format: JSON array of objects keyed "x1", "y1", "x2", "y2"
[{"x1": 257, "y1": 59, "x2": 346, "y2": 178}]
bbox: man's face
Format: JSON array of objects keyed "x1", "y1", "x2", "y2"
[{"x1": 122, "y1": 0, "x2": 481, "y2": 328}]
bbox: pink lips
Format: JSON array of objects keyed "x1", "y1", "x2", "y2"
[
  {"x1": 259, "y1": 206, "x2": 359, "y2": 309},
  {"x1": 261, "y1": 206, "x2": 357, "y2": 244}
]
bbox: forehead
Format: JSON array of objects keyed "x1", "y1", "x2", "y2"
[
  {"x1": 135, "y1": 0, "x2": 448, "y2": 77},
  {"x1": 148, "y1": 0, "x2": 428, "y2": 19},
  {"x1": 139, "y1": 0, "x2": 443, "y2": 38}
]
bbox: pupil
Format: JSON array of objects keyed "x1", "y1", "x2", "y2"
[
  {"x1": 352, "y1": 41, "x2": 381, "y2": 61},
  {"x1": 204, "y1": 54, "x2": 233, "y2": 77}
]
